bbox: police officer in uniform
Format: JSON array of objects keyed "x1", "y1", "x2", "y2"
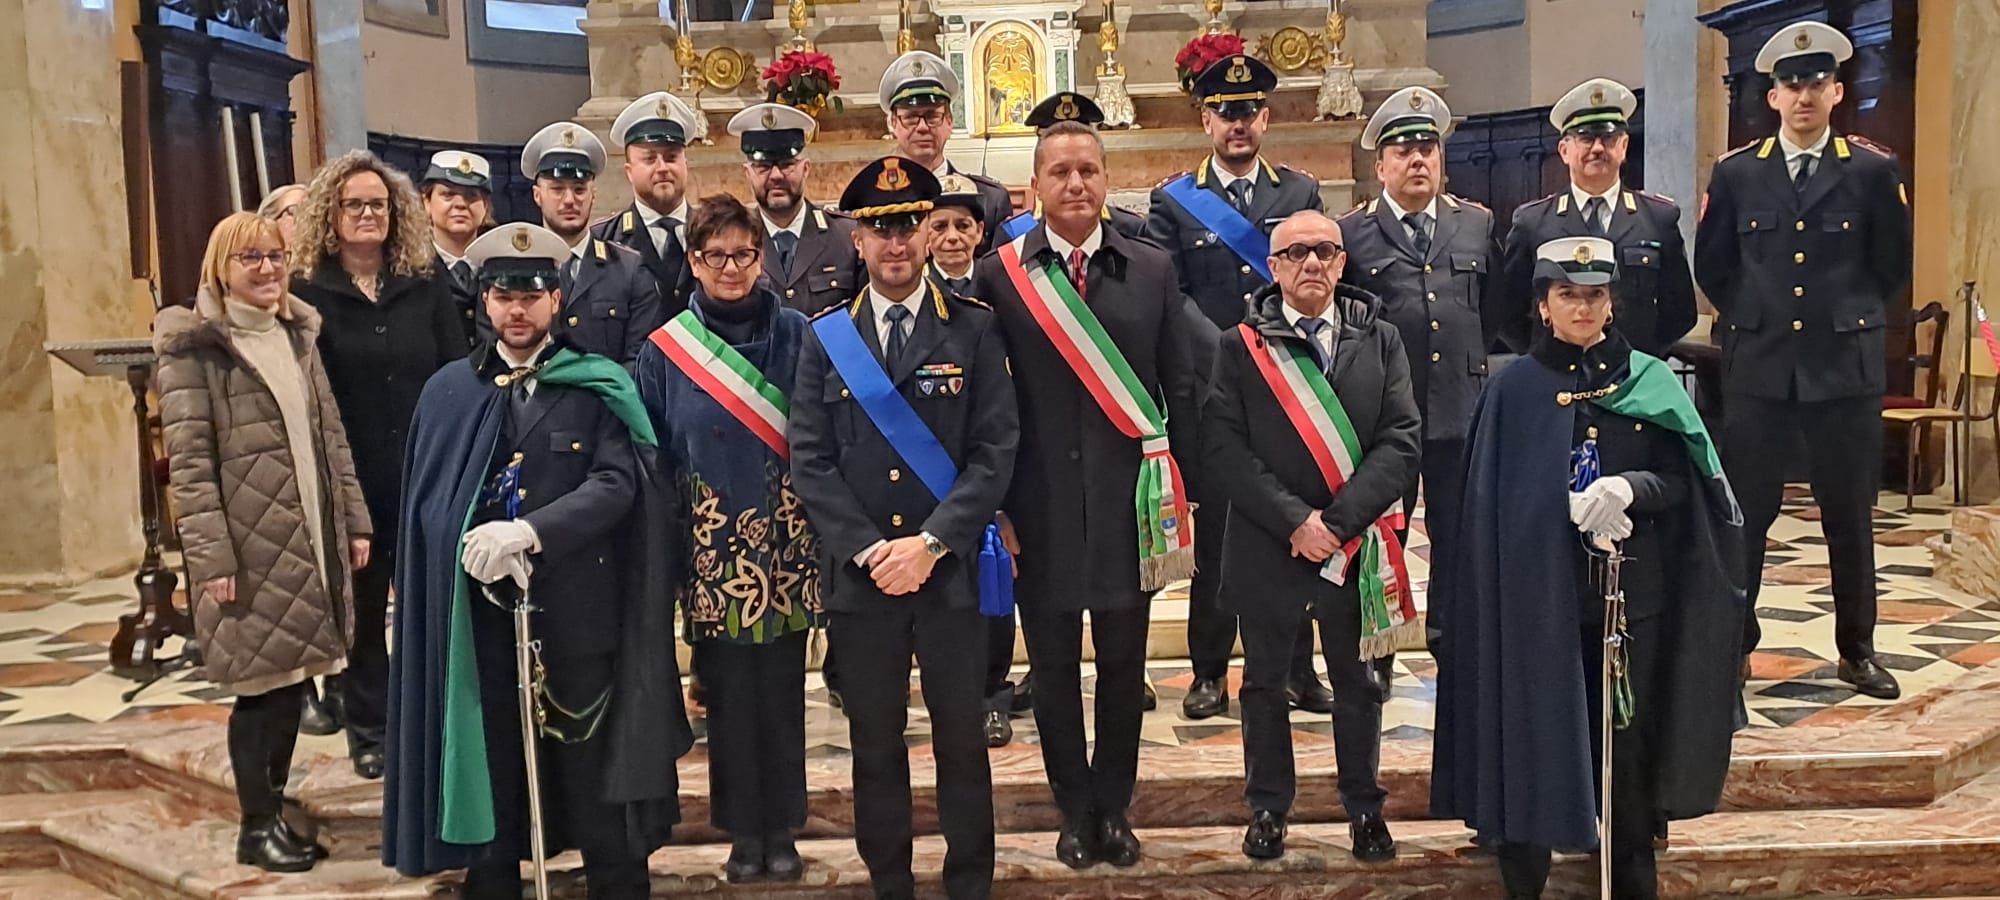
[
  {"x1": 1498, "y1": 79, "x2": 1696, "y2": 357},
  {"x1": 790, "y1": 157, "x2": 1019, "y2": 900},
  {"x1": 727, "y1": 101, "x2": 862, "y2": 314},
  {"x1": 520, "y1": 121, "x2": 665, "y2": 364},
  {"x1": 591, "y1": 92, "x2": 699, "y2": 318},
  {"x1": 1145, "y1": 54, "x2": 1330, "y2": 721},
  {"x1": 1337, "y1": 87, "x2": 1497, "y2": 665},
  {"x1": 1694, "y1": 20, "x2": 1912, "y2": 699},
  {"x1": 991, "y1": 93, "x2": 1151, "y2": 244},
  {"x1": 879, "y1": 51, "x2": 1015, "y2": 254},
  {"x1": 420, "y1": 149, "x2": 495, "y2": 348}
]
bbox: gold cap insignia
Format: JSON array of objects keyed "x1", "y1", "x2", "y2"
[
  {"x1": 878, "y1": 158, "x2": 912, "y2": 192},
  {"x1": 455, "y1": 156, "x2": 475, "y2": 174},
  {"x1": 912, "y1": 57, "x2": 926, "y2": 76},
  {"x1": 1589, "y1": 87, "x2": 1606, "y2": 106},
  {"x1": 560, "y1": 127, "x2": 577, "y2": 148},
  {"x1": 1574, "y1": 243, "x2": 1595, "y2": 265},
  {"x1": 939, "y1": 173, "x2": 972, "y2": 193},
  {"x1": 761, "y1": 108, "x2": 777, "y2": 128},
  {"x1": 1794, "y1": 30, "x2": 1812, "y2": 50},
  {"x1": 511, "y1": 228, "x2": 533, "y2": 252},
  {"x1": 1056, "y1": 95, "x2": 1079, "y2": 120},
  {"x1": 1409, "y1": 91, "x2": 1425, "y2": 110},
  {"x1": 1226, "y1": 57, "x2": 1250, "y2": 84},
  {"x1": 656, "y1": 98, "x2": 672, "y2": 119}
]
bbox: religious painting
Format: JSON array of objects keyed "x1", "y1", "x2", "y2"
[
  {"x1": 365, "y1": 0, "x2": 450, "y2": 37},
  {"x1": 972, "y1": 22, "x2": 1046, "y2": 137}
]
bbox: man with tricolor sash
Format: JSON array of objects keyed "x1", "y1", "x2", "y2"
[
  {"x1": 791, "y1": 156, "x2": 1018, "y2": 900},
  {"x1": 383, "y1": 223, "x2": 690, "y2": 898},
  {"x1": 992, "y1": 92, "x2": 1153, "y2": 246},
  {"x1": 1203, "y1": 210, "x2": 1419, "y2": 864},
  {"x1": 975, "y1": 119, "x2": 1201, "y2": 870},
  {"x1": 1145, "y1": 50, "x2": 1332, "y2": 722}
]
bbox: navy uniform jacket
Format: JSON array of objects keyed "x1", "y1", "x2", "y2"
[
  {"x1": 556, "y1": 237, "x2": 664, "y2": 365},
  {"x1": 1335, "y1": 194, "x2": 1498, "y2": 442},
  {"x1": 1145, "y1": 157, "x2": 1325, "y2": 329},
  {"x1": 976, "y1": 223, "x2": 1201, "y2": 609},
  {"x1": 433, "y1": 257, "x2": 484, "y2": 350},
  {"x1": 1498, "y1": 188, "x2": 1697, "y2": 357},
  {"x1": 1693, "y1": 134, "x2": 1912, "y2": 402},
  {"x1": 789, "y1": 283, "x2": 1019, "y2": 616},
  {"x1": 762, "y1": 203, "x2": 863, "y2": 315},
  {"x1": 592, "y1": 203, "x2": 696, "y2": 320}
]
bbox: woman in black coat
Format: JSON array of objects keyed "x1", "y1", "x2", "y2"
[{"x1": 289, "y1": 149, "x2": 466, "y2": 778}]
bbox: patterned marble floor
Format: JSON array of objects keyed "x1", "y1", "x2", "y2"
[{"x1": 1, "y1": 488, "x2": 1992, "y2": 765}]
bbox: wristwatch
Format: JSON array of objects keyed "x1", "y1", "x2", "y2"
[{"x1": 920, "y1": 531, "x2": 948, "y2": 559}]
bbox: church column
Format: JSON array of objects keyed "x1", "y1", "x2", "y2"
[{"x1": 1643, "y1": 0, "x2": 1698, "y2": 242}]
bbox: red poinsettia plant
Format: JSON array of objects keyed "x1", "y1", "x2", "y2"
[
  {"x1": 762, "y1": 51, "x2": 844, "y2": 114},
  {"x1": 1174, "y1": 33, "x2": 1247, "y2": 94}
]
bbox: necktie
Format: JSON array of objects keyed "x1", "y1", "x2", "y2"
[
  {"x1": 945, "y1": 276, "x2": 971, "y2": 297},
  {"x1": 884, "y1": 304, "x2": 911, "y2": 370},
  {"x1": 661, "y1": 217, "x2": 683, "y2": 258},
  {"x1": 561, "y1": 255, "x2": 580, "y2": 293},
  {"x1": 1794, "y1": 154, "x2": 1817, "y2": 193},
  {"x1": 1584, "y1": 197, "x2": 1609, "y2": 236},
  {"x1": 1226, "y1": 179, "x2": 1253, "y2": 213},
  {"x1": 1404, "y1": 212, "x2": 1433, "y2": 259},
  {"x1": 773, "y1": 230, "x2": 798, "y2": 276},
  {"x1": 506, "y1": 367, "x2": 537, "y2": 421},
  {"x1": 1297, "y1": 316, "x2": 1330, "y2": 372},
  {"x1": 1068, "y1": 248, "x2": 1089, "y2": 303},
  {"x1": 450, "y1": 260, "x2": 473, "y2": 293}
]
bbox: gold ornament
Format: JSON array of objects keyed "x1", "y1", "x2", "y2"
[
  {"x1": 701, "y1": 46, "x2": 753, "y2": 91},
  {"x1": 877, "y1": 158, "x2": 912, "y2": 191},
  {"x1": 1257, "y1": 25, "x2": 1324, "y2": 73},
  {"x1": 560, "y1": 127, "x2": 576, "y2": 147},
  {"x1": 1056, "y1": 94, "x2": 1079, "y2": 120},
  {"x1": 1574, "y1": 243, "x2": 1595, "y2": 265},
  {"x1": 1794, "y1": 30, "x2": 1812, "y2": 50},
  {"x1": 1225, "y1": 56, "x2": 1250, "y2": 83},
  {"x1": 455, "y1": 156, "x2": 475, "y2": 174},
  {"x1": 511, "y1": 228, "x2": 532, "y2": 251}
]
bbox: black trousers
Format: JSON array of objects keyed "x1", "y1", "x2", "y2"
[
  {"x1": 1238, "y1": 595, "x2": 1386, "y2": 818},
  {"x1": 985, "y1": 611, "x2": 1017, "y2": 713},
  {"x1": 229, "y1": 681, "x2": 307, "y2": 819},
  {"x1": 1187, "y1": 503, "x2": 1317, "y2": 681},
  {"x1": 330, "y1": 554, "x2": 390, "y2": 754},
  {"x1": 831, "y1": 606, "x2": 994, "y2": 900},
  {"x1": 1723, "y1": 393, "x2": 1880, "y2": 661},
  {"x1": 691, "y1": 632, "x2": 808, "y2": 835},
  {"x1": 1020, "y1": 596, "x2": 1150, "y2": 823}
]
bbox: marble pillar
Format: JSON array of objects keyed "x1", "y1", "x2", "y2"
[
  {"x1": 314, "y1": 0, "x2": 368, "y2": 155},
  {"x1": 1946, "y1": 0, "x2": 1999, "y2": 501},
  {"x1": 0, "y1": 0, "x2": 145, "y2": 583},
  {"x1": 1643, "y1": 0, "x2": 1698, "y2": 242}
]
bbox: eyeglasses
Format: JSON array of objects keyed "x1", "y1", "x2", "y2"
[
  {"x1": 751, "y1": 159, "x2": 805, "y2": 175},
  {"x1": 339, "y1": 198, "x2": 390, "y2": 216},
  {"x1": 695, "y1": 248, "x2": 762, "y2": 270},
  {"x1": 1565, "y1": 133, "x2": 1623, "y2": 147},
  {"x1": 893, "y1": 109, "x2": 949, "y2": 129},
  {"x1": 231, "y1": 250, "x2": 289, "y2": 269},
  {"x1": 1275, "y1": 241, "x2": 1343, "y2": 263}
]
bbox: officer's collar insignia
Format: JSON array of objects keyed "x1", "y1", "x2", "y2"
[
  {"x1": 511, "y1": 228, "x2": 533, "y2": 252},
  {"x1": 1226, "y1": 57, "x2": 1251, "y2": 84},
  {"x1": 1056, "y1": 95, "x2": 1079, "y2": 120},
  {"x1": 1795, "y1": 31, "x2": 1812, "y2": 50},
  {"x1": 762, "y1": 108, "x2": 777, "y2": 128},
  {"x1": 560, "y1": 127, "x2": 577, "y2": 148},
  {"x1": 1574, "y1": 243, "x2": 1594, "y2": 265},
  {"x1": 878, "y1": 157, "x2": 912, "y2": 191}
]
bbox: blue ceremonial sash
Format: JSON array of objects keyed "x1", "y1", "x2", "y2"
[
  {"x1": 1161, "y1": 174, "x2": 1272, "y2": 282},
  {"x1": 1000, "y1": 211, "x2": 1039, "y2": 241},
  {"x1": 812, "y1": 310, "x2": 1014, "y2": 616}
]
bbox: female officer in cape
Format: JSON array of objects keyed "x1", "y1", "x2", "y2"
[
  {"x1": 1428, "y1": 237, "x2": 1745, "y2": 900},
  {"x1": 381, "y1": 223, "x2": 691, "y2": 899}
]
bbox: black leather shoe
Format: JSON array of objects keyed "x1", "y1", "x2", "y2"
[
  {"x1": 1288, "y1": 673, "x2": 1335, "y2": 714},
  {"x1": 1096, "y1": 814, "x2": 1141, "y2": 867},
  {"x1": 1011, "y1": 672, "x2": 1035, "y2": 712},
  {"x1": 351, "y1": 748, "x2": 384, "y2": 780},
  {"x1": 1141, "y1": 680, "x2": 1158, "y2": 712},
  {"x1": 763, "y1": 831, "x2": 803, "y2": 882},
  {"x1": 237, "y1": 815, "x2": 317, "y2": 873},
  {"x1": 1181, "y1": 677, "x2": 1228, "y2": 720},
  {"x1": 1838, "y1": 657, "x2": 1901, "y2": 700},
  {"x1": 725, "y1": 834, "x2": 766, "y2": 883},
  {"x1": 273, "y1": 816, "x2": 329, "y2": 861},
  {"x1": 1241, "y1": 809, "x2": 1286, "y2": 860},
  {"x1": 1349, "y1": 813, "x2": 1396, "y2": 862},
  {"x1": 1055, "y1": 818, "x2": 1097, "y2": 869},
  {"x1": 984, "y1": 710, "x2": 1013, "y2": 748},
  {"x1": 297, "y1": 682, "x2": 340, "y2": 736}
]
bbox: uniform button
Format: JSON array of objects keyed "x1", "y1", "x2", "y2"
[
  {"x1": 1193, "y1": 239, "x2": 1204, "y2": 247},
  {"x1": 516, "y1": 488, "x2": 528, "y2": 499},
  {"x1": 786, "y1": 289, "x2": 797, "y2": 299},
  {"x1": 1239, "y1": 265, "x2": 1252, "y2": 275},
  {"x1": 1430, "y1": 320, "x2": 1440, "y2": 331},
  {"x1": 1857, "y1": 317, "x2": 1867, "y2": 326},
  {"x1": 570, "y1": 441, "x2": 582, "y2": 450},
  {"x1": 1568, "y1": 364, "x2": 1577, "y2": 372},
  {"x1": 1424, "y1": 264, "x2": 1434, "y2": 273},
  {"x1": 1842, "y1": 221, "x2": 1852, "y2": 230},
  {"x1": 609, "y1": 308, "x2": 618, "y2": 315},
  {"x1": 567, "y1": 316, "x2": 579, "y2": 327},
  {"x1": 1068, "y1": 449, "x2": 1081, "y2": 460},
  {"x1": 1749, "y1": 220, "x2": 1758, "y2": 229},
  {"x1": 1793, "y1": 286, "x2": 1805, "y2": 297},
  {"x1": 1242, "y1": 293, "x2": 1253, "y2": 302},
  {"x1": 1791, "y1": 320, "x2": 1803, "y2": 331},
  {"x1": 890, "y1": 514, "x2": 904, "y2": 527},
  {"x1": 831, "y1": 281, "x2": 841, "y2": 288},
  {"x1": 464, "y1": 310, "x2": 474, "y2": 319},
  {"x1": 1634, "y1": 422, "x2": 1644, "y2": 431},
  {"x1": 1430, "y1": 351, "x2": 1441, "y2": 363},
  {"x1": 1795, "y1": 252, "x2": 1806, "y2": 265},
  {"x1": 1426, "y1": 292, "x2": 1437, "y2": 302},
  {"x1": 1370, "y1": 267, "x2": 1380, "y2": 275},
  {"x1": 1795, "y1": 220, "x2": 1806, "y2": 231},
  {"x1": 1641, "y1": 256, "x2": 1651, "y2": 264},
  {"x1": 889, "y1": 468, "x2": 902, "y2": 482},
  {"x1": 840, "y1": 388, "x2": 851, "y2": 398},
  {"x1": 374, "y1": 325, "x2": 387, "y2": 335}
]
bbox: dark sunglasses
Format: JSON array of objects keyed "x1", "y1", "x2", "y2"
[{"x1": 1275, "y1": 241, "x2": 1343, "y2": 263}]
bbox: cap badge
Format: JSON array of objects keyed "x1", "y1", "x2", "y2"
[
  {"x1": 1408, "y1": 91, "x2": 1425, "y2": 110},
  {"x1": 511, "y1": 228, "x2": 533, "y2": 252},
  {"x1": 455, "y1": 156, "x2": 475, "y2": 174},
  {"x1": 1573, "y1": 243, "x2": 1595, "y2": 265},
  {"x1": 1589, "y1": 87, "x2": 1606, "y2": 106},
  {"x1": 560, "y1": 127, "x2": 577, "y2": 148},
  {"x1": 1794, "y1": 30, "x2": 1812, "y2": 50},
  {"x1": 656, "y1": 98, "x2": 672, "y2": 119},
  {"x1": 1225, "y1": 57, "x2": 1250, "y2": 84},
  {"x1": 1056, "y1": 95, "x2": 1079, "y2": 120},
  {"x1": 761, "y1": 107, "x2": 777, "y2": 128},
  {"x1": 878, "y1": 158, "x2": 912, "y2": 192}
]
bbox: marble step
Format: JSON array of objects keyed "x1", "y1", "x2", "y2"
[
  {"x1": 0, "y1": 869, "x2": 121, "y2": 900},
  {"x1": 24, "y1": 769, "x2": 2000, "y2": 900}
]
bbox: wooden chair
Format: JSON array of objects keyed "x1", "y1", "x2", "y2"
[{"x1": 1882, "y1": 293, "x2": 2000, "y2": 511}]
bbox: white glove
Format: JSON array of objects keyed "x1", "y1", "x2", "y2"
[
  {"x1": 1570, "y1": 475, "x2": 1634, "y2": 536},
  {"x1": 462, "y1": 520, "x2": 539, "y2": 586}
]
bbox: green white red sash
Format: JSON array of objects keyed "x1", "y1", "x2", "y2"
[
  {"x1": 998, "y1": 234, "x2": 1195, "y2": 590},
  {"x1": 1237, "y1": 323, "x2": 1417, "y2": 660},
  {"x1": 648, "y1": 310, "x2": 789, "y2": 460}
]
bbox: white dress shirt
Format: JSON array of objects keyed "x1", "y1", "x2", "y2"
[
  {"x1": 1379, "y1": 192, "x2": 1440, "y2": 242},
  {"x1": 1570, "y1": 180, "x2": 1623, "y2": 230},
  {"x1": 436, "y1": 244, "x2": 469, "y2": 271},
  {"x1": 1281, "y1": 300, "x2": 1339, "y2": 368},
  {"x1": 1210, "y1": 157, "x2": 1262, "y2": 207},
  {"x1": 1044, "y1": 222, "x2": 1105, "y2": 262},
  {"x1": 763, "y1": 208, "x2": 808, "y2": 241},
  {"x1": 636, "y1": 198, "x2": 690, "y2": 252},
  {"x1": 1779, "y1": 128, "x2": 1832, "y2": 181}
]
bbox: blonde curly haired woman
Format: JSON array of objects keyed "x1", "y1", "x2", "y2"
[
  {"x1": 290, "y1": 150, "x2": 465, "y2": 779},
  {"x1": 157, "y1": 212, "x2": 372, "y2": 872}
]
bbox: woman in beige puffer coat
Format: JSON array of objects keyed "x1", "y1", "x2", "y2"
[{"x1": 156, "y1": 212, "x2": 372, "y2": 874}]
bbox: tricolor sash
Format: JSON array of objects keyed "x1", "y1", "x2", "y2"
[
  {"x1": 1161, "y1": 173, "x2": 1272, "y2": 282},
  {"x1": 1237, "y1": 323, "x2": 1417, "y2": 660},
  {"x1": 810, "y1": 302, "x2": 1014, "y2": 616},
  {"x1": 648, "y1": 310, "x2": 789, "y2": 460},
  {"x1": 998, "y1": 234, "x2": 1195, "y2": 590}
]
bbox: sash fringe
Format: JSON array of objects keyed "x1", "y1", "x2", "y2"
[
  {"x1": 1359, "y1": 617, "x2": 1422, "y2": 662},
  {"x1": 1140, "y1": 545, "x2": 1197, "y2": 593}
]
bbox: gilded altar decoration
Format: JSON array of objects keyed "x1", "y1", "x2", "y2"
[
  {"x1": 762, "y1": 50, "x2": 845, "y2": 118},
  {"x1": 1093, "y1": 0, "x2": 1136, "y2": 127},
  {"x1": 702, "y1": 47, "x2": 756, "y2": 92},
  {"x1": 1175, "y1": 32, "x2": 1247, "y2": 95},
  {"x1": 1201, "y1": 0, "x2": 1231, "y2": 36},
  {"x1": 897, "y1": 0, "x2": 918, "y2": 54},
  {"x1": 1258, "y1": 25, "x2": 1325, "y2": 73},
  {"x1": 1315, "y1": 4, "x2": 1363, "y2": 120},
  {"x1": 785, "y1": 0, "x2": 815, "y2": 52},
  {"x1": 980, "y1": 25, "x2": 1043, "y2": 135},
  {"x1": 670, "y1": 0, "x2": 713, "y2": 143}
]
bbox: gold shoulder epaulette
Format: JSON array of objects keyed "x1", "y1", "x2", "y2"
[
  {"x1": 593, "y1": 239, "x2": 608, "y2": 261},
  {"x1": 1717, "y1": 139, "x2": 1760, "y2": 162},
  {"x1": 1846, "y1": 134, "x2": 1895, "y2": 158}
]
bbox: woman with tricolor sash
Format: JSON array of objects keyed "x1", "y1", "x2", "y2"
[
  {"x1": 1428, "y1": 236, "x2": 1745, "y2": 900},
  {"x1": 634, "y1": 195, "x2": 821, "y2": 884}
]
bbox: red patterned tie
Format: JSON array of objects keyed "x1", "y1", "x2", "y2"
[{"x1": 1069, "y1": 248, "x2": 1088, "y2": 303}]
